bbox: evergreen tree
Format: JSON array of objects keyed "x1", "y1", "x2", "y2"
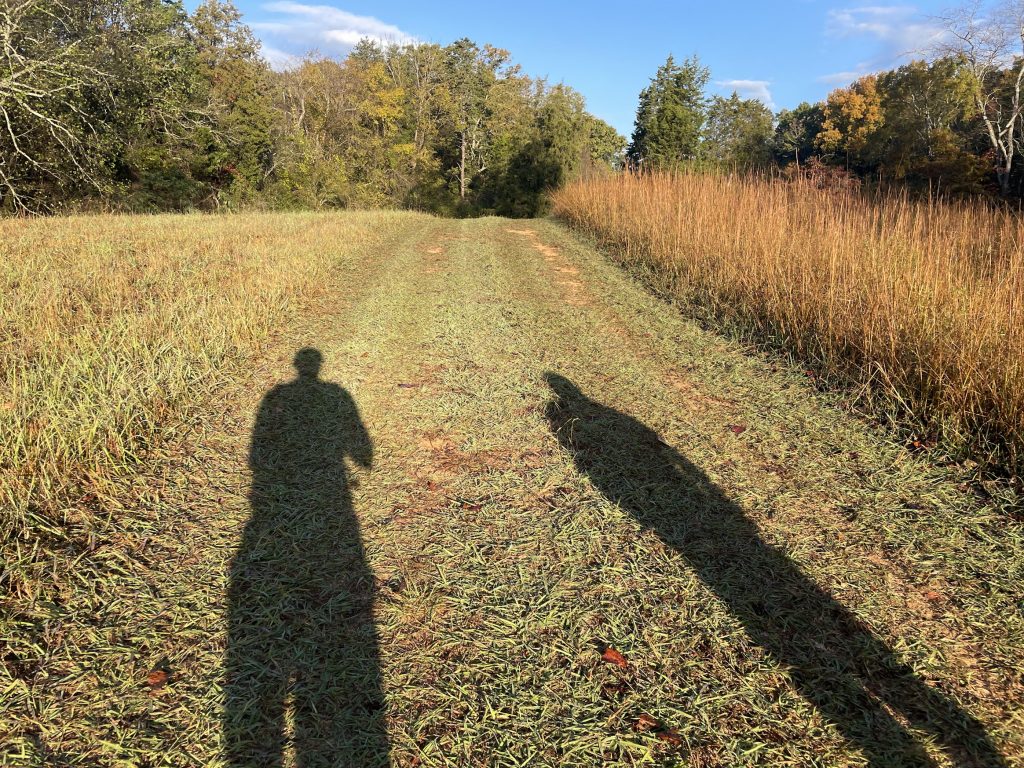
[{"x1": 627, "y1": 55, "x2": 709, "y2": 168}]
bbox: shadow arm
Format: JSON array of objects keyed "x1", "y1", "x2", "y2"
[{"x1": 347, "y1": 394, "x2": 373, "y2": 469}]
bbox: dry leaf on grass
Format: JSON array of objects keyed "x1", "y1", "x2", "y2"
[
  {"x1": 600, "y1": 646, "x2": 628, "y2": 669},
  {"x1": 656, "y1": 728, "x2": 683, "y2": 745},
  {"x1": 634, "y1": 713, "x2": 660, "y2": 731},
  {"x1": 146, "y1": 668, "x2": 169, "y2": 690}
]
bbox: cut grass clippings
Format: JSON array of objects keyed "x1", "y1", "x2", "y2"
[{"x1": 2, "y1": 212, "x2": 1022, "y2": 766}]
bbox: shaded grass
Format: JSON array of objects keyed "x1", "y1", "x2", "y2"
[
  {"x1": 363, "y1": 220, "x2": 1022, "y2": 766},
  {"x1": 0, "y1": 211, "x2": 428, "y2": 539},
  {"x1": 0, "y1": 210, "x2": 434, "y2": 764}
]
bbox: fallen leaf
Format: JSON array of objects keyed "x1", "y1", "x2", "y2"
[
  {"x1": 656, "y1": 728, "x2": 683, "y2": 745},
  {"x1": 146, "y1": 668, "x2": 169, "y2": 690},
  {"x1": 600, "y1": 646, "x2": 628, "y2": 669},
  {"x1": 634, "y1": 713, "x2": 660, "y2": 731},
  {"x1": 600, "y1": 681, "x2": 628, "y2": 699}
]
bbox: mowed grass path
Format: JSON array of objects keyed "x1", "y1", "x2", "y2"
[{"x1": 4, "y1": 214, "x2": 1022, "y2": 766}]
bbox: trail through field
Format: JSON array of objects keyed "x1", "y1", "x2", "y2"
[{"x1": 10, "y1": 216, "x2": 1023, "y2": 767}]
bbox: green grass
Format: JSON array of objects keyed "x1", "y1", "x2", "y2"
[{"x1": 2, "y1": 214, "x2": 1022, "y2": 766}]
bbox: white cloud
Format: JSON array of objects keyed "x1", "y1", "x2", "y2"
[
  {"x1": 252, "y1": 2, "x2": 416, "y2": 56},
  {"x1": 716, "y1": 79, "x2": 776, "y2": 109},
  {"x1": 259, "y1": 44, "x2": 302, "y2": 70},
  {"x1": 820, "y1": 5, "x2": 945, "y2": 83},
  {"x1": 816, "y1": 70, "x2": 866, "y2": 85},
  {"x1": 827, "y1": 5, "x2": 915, "y2": 41}
]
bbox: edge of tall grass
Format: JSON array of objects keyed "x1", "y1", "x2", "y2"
[{"x1": 552, "y1": 171, "x2": 1024, "y2": 483}]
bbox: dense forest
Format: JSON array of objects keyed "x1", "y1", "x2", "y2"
[
  {"x1": 0, "y1": 0, "x2": 623, "y2": 215},
  {"x1": 3, "y1": 0, "x2": 1022, "y2": 215},
  {"x1": 629, "y1": 2, "x2": 1024, "y2": 200}
]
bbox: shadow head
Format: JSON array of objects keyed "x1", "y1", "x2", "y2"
[
  {"x1": 294, "y1": 348, "x2": 323, "y2": 379},
  {"x1": 544, "y1": 372, "x2": 582, "y2": 403}
]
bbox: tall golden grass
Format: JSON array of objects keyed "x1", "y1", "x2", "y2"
[
  {"x1": 553, "y1": 172, "x2": 1024, "y2": 475},
  {"x1": 0, "y1": 211, "x2": 422, "y2": 538}
]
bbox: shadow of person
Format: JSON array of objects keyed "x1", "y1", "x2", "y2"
[
  {"x1": 544, "y1": 373, "x2": 1005, "y2": 767},
  {"x1": 224, "y1": 348, "x2": 388, "y2": 767}
]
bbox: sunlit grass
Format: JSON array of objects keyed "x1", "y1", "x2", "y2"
[
  {"x1": 552, "y1": 172, "x2": 1024, "y2": 477},
  {"x1": 1, "y1": 213, "x2": 1020, "y2": 765},
  {"x1": 0, "y1": 211, "x2": 422, "y2": 540}
]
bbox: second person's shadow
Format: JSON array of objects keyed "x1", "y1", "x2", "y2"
[
  {"x1": 224, "y1": 348, "x2": 389, "y2": 767},
  {"x1": 544, "y1": 373, "x2": 1004, "y2": 767}
]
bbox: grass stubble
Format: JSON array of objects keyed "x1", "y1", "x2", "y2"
[
  {"x1": 0, "y1": 210, "x2": 429, "y2": 762},
  {"x1": 1, "y1": 211, "x2": 1022, "y2": 766}
]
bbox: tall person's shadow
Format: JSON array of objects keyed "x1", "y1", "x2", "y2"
[
  {"x1": 544, "y1": 373, "x2": 1005, "y2": 767},
  {"x1": 224, "y1": 349, "x2": 389, "y2": 767}
]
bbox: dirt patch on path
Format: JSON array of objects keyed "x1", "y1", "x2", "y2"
[{"x1": 507, "y1": 227, "x2": 591, "y2": 307}]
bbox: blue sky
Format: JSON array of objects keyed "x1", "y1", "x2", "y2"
[{"x1": 210, "y1": 0, "x2": 953, "y2": 137}]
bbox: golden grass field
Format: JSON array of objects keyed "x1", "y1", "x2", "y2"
[
  {"x1": 0, "y1": 212, "x2": 416, "y2": 540},
  {"x1": 1, "y1": 210, "x2": 1021, "y2": 766},
  {"x1": 553, "y1": 172, "x2": 1024, "y2": 476}
]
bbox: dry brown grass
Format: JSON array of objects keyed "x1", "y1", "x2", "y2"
[
  {"x1": 0, "y1": 211, "x2": 416, "y2": 539},
  {"x1": 2, "y1": 214, "x2": 1021, "y2": 765},
  {"x1": 552, "y1": 171, "x2": 1024, "y2": 476}
]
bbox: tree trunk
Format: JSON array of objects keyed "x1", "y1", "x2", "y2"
[
  {"x1": 459, "y1": 131, "x2": 467, "y2": 199},
  {"x1": 997, "y1": 164, "x2": 1011, "y2": 196}
]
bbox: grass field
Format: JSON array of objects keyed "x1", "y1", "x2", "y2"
[
  {"x1": 552, "y1": 172, "x2": 1024, "y2": 478},
  {"x1": 2, "y1": 212, "x2": 1022, "y2": 766}
]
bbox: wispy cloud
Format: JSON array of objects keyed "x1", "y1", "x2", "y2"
[
  {"x1": 259, "y1": 44, "x2": 302, "y2": 70},
  {"x1": 716, "y1": 79, "x2": 776, "y2": 109},
  {"x1": 252, "y1": 1, "x2": 416, "y2": 61},
  {"x1": 819, "y1": 5, "x2": 944, "y2": 85},
  {"x1": 816, "y1": 70, "x2": 866, "y2": 85}
]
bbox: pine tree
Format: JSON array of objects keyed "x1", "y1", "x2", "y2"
[
  {"x1": 191, "y1": 0, "x2": 275, "y2": 206},
  {"x1": 627, "y1": 55, "x2": 709, "y2": 169}
]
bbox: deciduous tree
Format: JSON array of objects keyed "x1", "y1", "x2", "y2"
[
  {"x1": 934, "y1": 0, "x2": 1024, "y2": 194},
  {"x1": 816, "y1": 75, "x2": 885, "y2": 169},
  {"x1": 704, "y1": 92, "x2": 774, "y2": 168}
]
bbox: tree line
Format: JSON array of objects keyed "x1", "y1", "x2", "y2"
[
  {"x1": 628, "y1": 2, "x2": 1024, "y2": 200},
  {"x1": 6, "y1": 0, "x2": 1022, "y2": 214},
  {"x1": 0, "y1": 0, "x2": 623, "y2": 215}
]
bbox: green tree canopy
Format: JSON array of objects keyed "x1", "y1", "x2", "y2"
[
  {"x1": 627, "y1": 54, "x2": 709, "y2": 169},
  {"x1": 703, "y1": 92, "x2": 774, "y2": 169}
]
